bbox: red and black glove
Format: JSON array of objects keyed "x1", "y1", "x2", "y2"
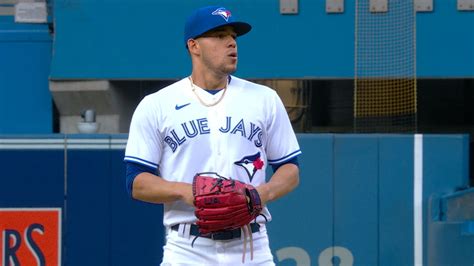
[{"x1": 192, "y1": 173, "x2": 262, "y2": 235}]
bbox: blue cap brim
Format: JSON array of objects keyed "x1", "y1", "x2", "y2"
[
  {"x1": 212, "y1": 22, "x2": 252, "y2": 37},
  {"x1": 190, "y1": 22, "x2": 251, "y2": 40}
]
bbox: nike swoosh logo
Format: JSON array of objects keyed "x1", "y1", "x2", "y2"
[{"x1": 175, "y1": 103, "x2": 191, "y2": 110}]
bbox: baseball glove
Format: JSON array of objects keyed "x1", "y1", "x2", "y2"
[{"x1": 192, "y1": 172, "x2": 263, "y2": 235}]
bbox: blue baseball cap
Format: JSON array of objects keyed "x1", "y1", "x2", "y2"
[{"x1": 184, "y1": 6, "x2": 252, "y2": 47}]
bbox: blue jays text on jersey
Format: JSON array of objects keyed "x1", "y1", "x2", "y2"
[{"x1": 164, "y1": 116, "x2": 263, "y2": 152}]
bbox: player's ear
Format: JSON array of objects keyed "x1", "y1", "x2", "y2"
[{"x1": 187, "y1": 39, "x2": 200, "y2": 55}]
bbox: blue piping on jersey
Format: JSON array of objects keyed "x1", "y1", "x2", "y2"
[
  {"x1": 124, "y1": 156, "x2": 159, "y2": 169},
  {"x1": 268, "y1": 149, "x2": 302, "y2": 164}
]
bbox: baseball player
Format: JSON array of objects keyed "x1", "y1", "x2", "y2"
[{"x1": 124, "y1": 5, "x2": 301, "y2": 265}]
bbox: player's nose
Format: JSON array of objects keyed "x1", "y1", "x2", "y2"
[{"x1": 227, "y1": 36, "x2": 237, "y2": 48}]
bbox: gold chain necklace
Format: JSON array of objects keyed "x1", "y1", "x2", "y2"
[{"x1": 189, "y1": 76, "x2": 228, "y2": 107}]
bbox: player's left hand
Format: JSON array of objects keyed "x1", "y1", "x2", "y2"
[{"x1": 192, "y1": 173, "x2": 262, "y2": 234}]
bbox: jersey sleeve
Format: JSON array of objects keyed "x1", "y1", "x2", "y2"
[
  {"x1": 265, "y1": 91, "x2": 302, "y2": 165},
  {"x1": 124, "y1": 96, "x2": 163, "y2": 170}
]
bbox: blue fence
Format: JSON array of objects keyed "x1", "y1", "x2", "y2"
[{"x1": 0, "y1": 134, "x2": 471, "y2": 265}]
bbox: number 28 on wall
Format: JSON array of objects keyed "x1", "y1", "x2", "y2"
[{"x1": 276, "y1": 246, "x2": 354, "y2": 266}]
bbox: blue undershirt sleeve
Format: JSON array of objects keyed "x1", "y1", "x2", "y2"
[
  {"x1": 270, "y1": 156, "x2": 299, "y2": 173},
  {"x1": 125, "y1": 161, "x2": 157, "y2": 198}
]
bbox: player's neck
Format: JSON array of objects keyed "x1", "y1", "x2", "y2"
[{"x1": 190, "y1": 72, "x2": 229, "y2": 90}]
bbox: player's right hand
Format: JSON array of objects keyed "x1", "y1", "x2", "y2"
[{"x1": 179, "y1": 182, "x2": 195, "y2": 206}]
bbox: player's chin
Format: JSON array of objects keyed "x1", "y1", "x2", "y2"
[{"x1": 223, "y1": 65, "x2": 238, "y2": 74}]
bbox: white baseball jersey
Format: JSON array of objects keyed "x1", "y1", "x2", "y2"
[{"x1": 124, "y1": 76, "x2": 301, "y2": 227}]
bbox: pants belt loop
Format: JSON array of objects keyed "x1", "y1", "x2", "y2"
[
  {"x1": 183, "y1": 224, "x2": 191, "y2": 239},
  {"x1": 177, "y1": 224, "x2": 185, "y2": 237}
]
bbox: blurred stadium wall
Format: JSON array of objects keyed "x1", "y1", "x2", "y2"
[{"x1": 0, "y1": 1, "x2": 473, "y2": 265}]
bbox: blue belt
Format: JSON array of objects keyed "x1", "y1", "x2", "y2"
[{"x1": 171, "y1": 223, "x2": 260, "y2": 240}]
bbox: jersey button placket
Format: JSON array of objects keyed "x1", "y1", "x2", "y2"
[
  {"x1": 214, "y1": 106, "x2": 225, "y2": 158},
  {"x1": 207, "y1": 107, "x2": 220, "y2": 164}
]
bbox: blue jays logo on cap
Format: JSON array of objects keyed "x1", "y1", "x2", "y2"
[
  {"x1": 184, "y1": 5, "x2": 252, "y2": 47},
  {"x1": 234, "y1": 152, "x2": 264, "y2": 182},
  {"x1": 212, "y1": 8, "x2": 232, "y2": 22}
]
